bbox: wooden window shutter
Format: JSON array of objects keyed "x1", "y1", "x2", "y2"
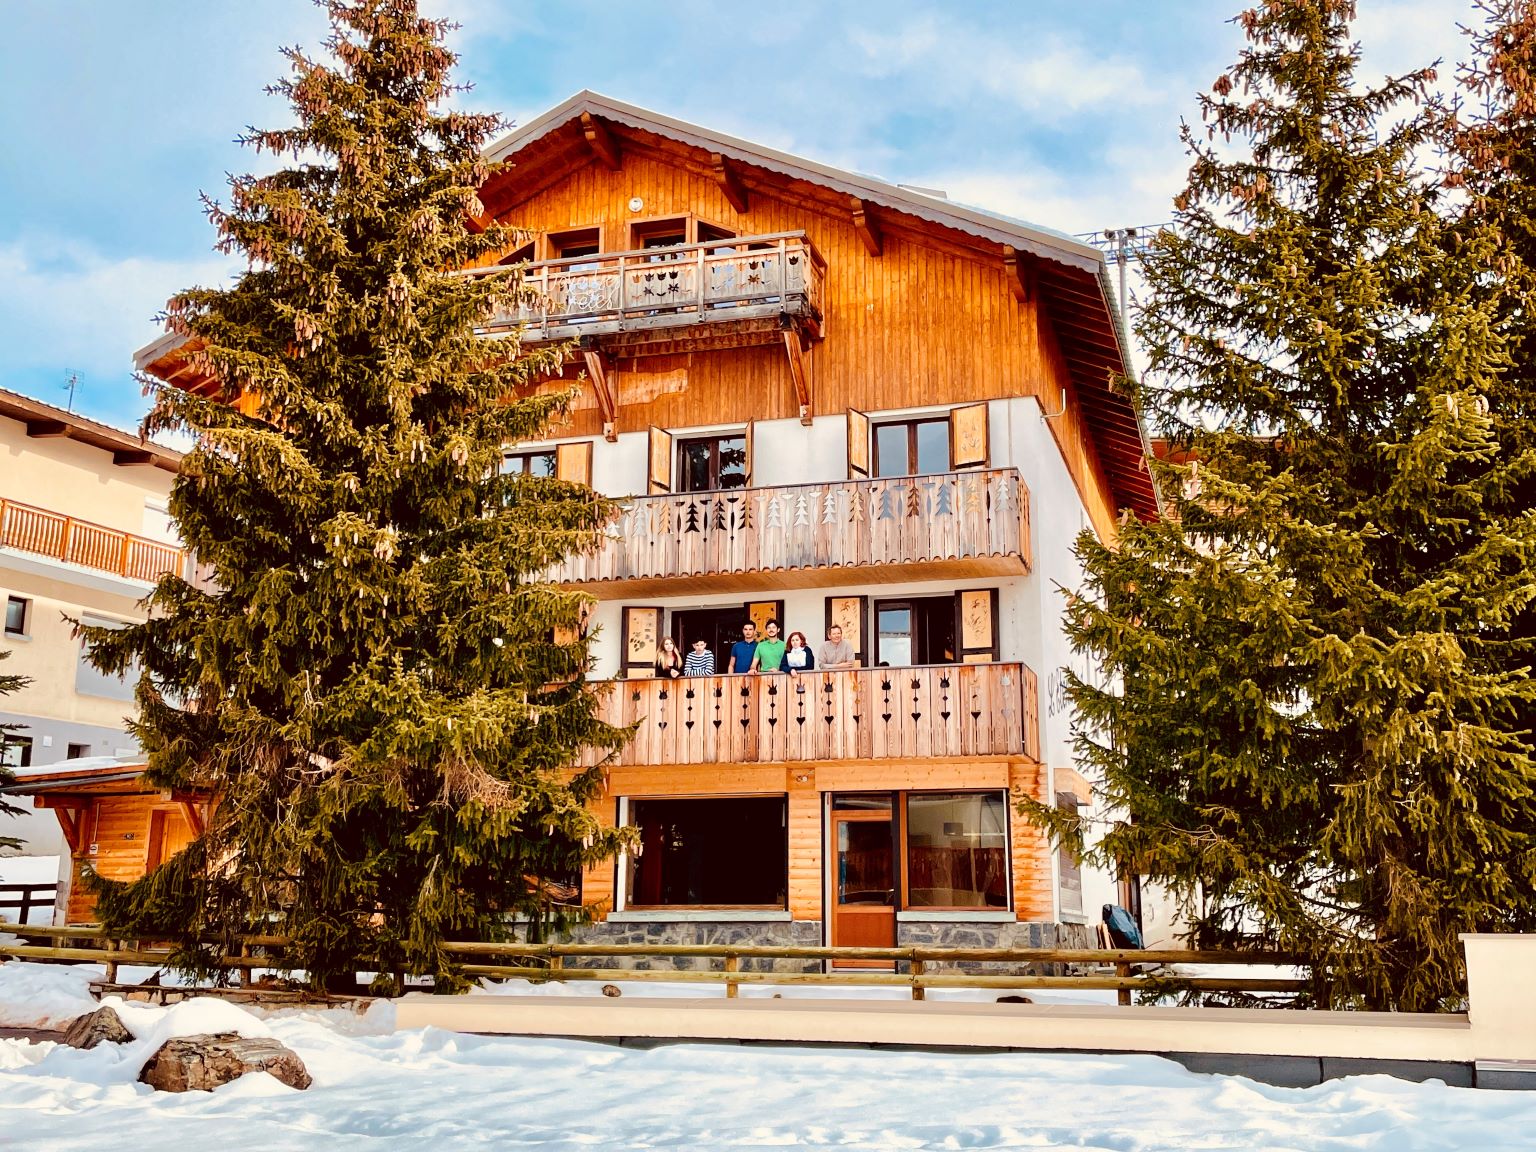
[
  {"x1": 744, "y1": 419, "x2": 755, "y2": 488},
  {"x1": 955, "y1": 588, "x2": 1000, "y2": 663},
  {"x1": 949, "y1": 402, "x2": 990, "y2": 470},
  {"x1": 746, "y1": 599, "x2": 785, "y2": 635},
  {"x1": 846, "y1": 408, "x2": 870, "y2": 480},
  {"x1": 647, "y1": 426, "x2": 673, "y2": 495},
  {"x1": 620, "y1": 606, "x2": 662, "y2": 678},
  {"x1": 823, "y1": 595, "x2": 869, "y2": 665},
  {"x1": 555, "y1": 441, "x2": 594, "y2": 485},
  {"x1": 1055, "y1": 790, "x2": 1085, "y2": 917}
]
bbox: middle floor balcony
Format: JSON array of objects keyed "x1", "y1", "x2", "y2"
[
  {"x1": 581, "y1": 661, "x2": 1039, "y2": 767},
  {"x1": 550, "y1": 468, "x2": 1030, "y2": 597}
]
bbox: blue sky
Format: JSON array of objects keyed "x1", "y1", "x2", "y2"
[{"x1": 1, "y1": 0, "x2": 1460, "y2": 431}]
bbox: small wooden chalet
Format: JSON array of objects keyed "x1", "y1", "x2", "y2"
[{"x1": 134, "y1": 93, "x2": 1157, "y2": 961}]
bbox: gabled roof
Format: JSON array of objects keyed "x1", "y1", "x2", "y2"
[
  {"x1": 483, "y1": 92, "x2": 1158, "y2": 520},
  {"x1": 0, "y1": 387, "x2": 180, "y2": 474},
  {"x1": 3, "y1": 756, "x2": 149, "y2": 793}
]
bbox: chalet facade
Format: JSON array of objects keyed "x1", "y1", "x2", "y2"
[{"x1": 134, "y1": 93, "x2": 1158, "y2": 959}]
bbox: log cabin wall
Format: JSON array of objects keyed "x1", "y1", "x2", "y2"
[
  {"x1": 59, "y1": 790, "x2": 196, "y2": 924},
  {"x1": 492, "y1": 152, "x2": 1121, "y2": 537}
]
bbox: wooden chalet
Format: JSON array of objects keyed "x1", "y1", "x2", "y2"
[{"x1": 133, "y1": 93, "x2": 1156, "y2": 962}]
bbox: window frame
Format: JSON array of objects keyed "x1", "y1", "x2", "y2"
[
  {"x1": 675, "y1": 432, "x2": 748, "y2": 493},
  {"x1": 0, "y1": 734, "x2": 32, "y2": 769},
  {"x1": 4, "y1": 595, "x2": 29, "y2": 638},
  {"x1": 66, "y1": 742, "x2": 92, "y2": 760},
  {"x1": 502, "y1": 448, "x2": 558, "y2": 478},
  {"x1": 900, "y1": 790, "x2": 1012, "y2": 913},
  {"x1": 873, "y1": 416, "x2": 951, "y2": 478},
  {"x1": 619, "y1": 793, "x2": 789, "y2": 911}
]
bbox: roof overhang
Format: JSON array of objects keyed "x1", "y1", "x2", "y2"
[
  {"x1": 0, "y1": 389, "x2": 180, "y2": 474},
  {"x1": 4, "y1": 763, "x2": 149, "y2": 794}
]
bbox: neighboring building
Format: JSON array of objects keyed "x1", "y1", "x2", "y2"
[
  {"x1": 0, "y1": 387, "x2": 183, "y2": 868},
  {"x1": 135, "y1": 93, "x2": 1159, "y2": 959}
]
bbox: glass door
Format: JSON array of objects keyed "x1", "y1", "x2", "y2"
[{"x1": 829, "y1": 795, "x2": 896, "y2": 968}]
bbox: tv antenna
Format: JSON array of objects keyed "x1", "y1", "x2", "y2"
[
  {"x1": 1076, "y1": 225, "x2": 1165, "y2": 324},
  {"x1": 63, "y1": 370, "x2": 83, "y2": 413}
]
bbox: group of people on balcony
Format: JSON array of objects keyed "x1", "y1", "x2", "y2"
[{"x1": 654, "y1": 621, "x2": 858, "y2": 679}]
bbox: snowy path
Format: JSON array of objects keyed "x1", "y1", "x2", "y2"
[{"x1": 2, "y1": 963, "x2": 1533, "y2": 1151}]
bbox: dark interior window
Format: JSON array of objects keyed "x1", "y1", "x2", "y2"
[
  {"x1": 1, "y1": 734, "x2": 32, "y2": 769},
  {"x1": 874, "y1": 596, "x2": 956, "y2": 666},
  {"x1": 633, "y1": 219, "x2": 688, "y2": 257},
  {"x1": 498, "y1": 242, "x2": 535, "y2": 266},
  {"x1": 905, "y1": 792, "x2": 1008, "y2": 908},
  {"x1": 503, "y1": 450, "x2": 556, "y2": 478},
  {"x1": 677, "y1": 435, "x2": 747, "y2": 492},
  {"x1": 874, "y1": 418, "x2": 949, "y2": 477},
  {"x1": 4, "y1": 596, "x2": 27, "y2": 636},
  {"x1": 550, "y1": 228, "x2": 601, "y2": 260},
  {"x1": 626, "y1": 796, "x2": 787, "y2": 907}
]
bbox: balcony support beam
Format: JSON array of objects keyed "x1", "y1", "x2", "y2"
[
  {"x1": 582, "y1": 347, "x2": 619, "y2": 441},
  {"x1": 711, "y1": 153, "x2": 750, "y2": 214},
  {"x1": 782, "y1": 325, "x2": 813, "y2": 425},
  {"x1": 580, "y1": 112, "x2": 622, "y2": 171},
  {"x1": 851, "y1": 197, "x2": 882, "y2": 257},
  {"x1": 1003, "y1": 245, "x2": 1038, "y2": 305}
]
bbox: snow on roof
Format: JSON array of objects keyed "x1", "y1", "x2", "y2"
[{"x1": 8, "y1": 754, "x2": 142, "y2": 779}]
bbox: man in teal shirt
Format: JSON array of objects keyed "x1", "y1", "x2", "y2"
[{"x1": 751, "y1": 620, "x2": 787, "y2": 673}]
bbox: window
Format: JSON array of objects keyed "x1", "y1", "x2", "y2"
[
  {"x1": 0, "y1": 735, "x2": 32, "y2": 769},
  {"x1": 874, "y1": 596, "x2": 956, "y2": 666},
  {"x1": 631, "y1": 217, "x2": 688, "y2": 255},
  {"x1": 874, "y1": 418, "x2": 949, "y2": 477},
  {"x1": 498, "y1": 242, "x2": 535, "y2": 266},
  {"x1": 502, "y1": 449, "x2": 556, "y2": 478},
  {"x1": 549, "y1": 227, "x2": 600, "y2": 260},
  {"x1": 905, "y1": 792, "x2": 1009, "y2": 909},
  {"x1": 1055, "y1": 791, "x2": 1085, "y2": 917},
  {"x1": 75, "y1": 615, "x2": 134, "y2": 702},
  {"x1": 676, "y1": 434, "x2": 747, "y2": 492},
  {"x1": 4, "y1": 596, "x2": 28, "y2": 637},
  {"x1": 67, "y1": 742, "x2": 91, "y2": 760},
  {"x1": 624, "y1": 796, "x2": 787, "y2": 908}
]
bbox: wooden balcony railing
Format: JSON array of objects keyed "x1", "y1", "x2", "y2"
[
  {"x1": 585, "y1": 662, "x2": 1039, "y2": 766},
  {"x1": 549, "y1": 468, "x2": 1030, "y2": 596},
  {"x1": 469, "y1": 232, "x2": 825, "y2": 342},
  {"x1": 0, "y1": 497, "x2": 184, "y2": 584}
]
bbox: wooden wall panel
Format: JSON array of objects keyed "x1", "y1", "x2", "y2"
[
  {"x1": 1009, "y1": 761, "x2": 1055, "y2": 921},
  {"x1": 787, "y1": 772, "x2": 822, "y2": 923}
]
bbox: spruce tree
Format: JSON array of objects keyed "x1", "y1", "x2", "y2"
[
  {"x1": 1045, "y1": 0, "x2": 1536, "y2": 1010},
  {"x1": 85, "y1": 0, "x2": 629, "y2": 988},
  {"x1": 0, "y1": 652, "x2": 29, "y2": 852}
]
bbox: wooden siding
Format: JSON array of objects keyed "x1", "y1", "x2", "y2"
[
  {"x1": 63, "y1": 795, "x2": 190, "y2": 924},
  {"x1": 495, "y1": 152, "x2": 1122, "y2": 537},
  {"x1": 550, "y1": 468, "x2": 1029, "y2": 596},
  {"x1": 1009, "y1": 760, "x2": 1056, "y2": 922},
  {"x1": 587, "y1": 663, "x2": 1039, "y2": 768}
]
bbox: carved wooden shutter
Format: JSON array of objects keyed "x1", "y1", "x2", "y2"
[
  {"x1": 1055, "y1": 790, "x2": 1085, "y2": 917},
  {"x1": 846, "y1": 408, "x2": 870, "y2": 480},
  {"x1": 823, "y1": 594, "x2": 869, "y2": 666},
  {"x1": 620, "y1": 605, "x2": 662, "y2": 679},
  {"x1": 746, "y1": 599, "x2": 785, "y2": 636},
  {"x1": 647, "y1": 426, "x2": 673, "y2": 495},
  {"x1": 744, "y1": 419, "x2": 755, "y2": 488},
  {"x1": 955, "y1": 588, "x2": 1000, "y2": 663},
  {"x1": 949, "y1": 402, "x2": 990, "y2": 470},
  {"x1": 555, "y1": 440, "x2": 594, "y2": 485}
]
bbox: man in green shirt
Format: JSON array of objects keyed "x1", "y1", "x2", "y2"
[{"x1": 750, "y1": 620, "x2": 787, "y2": 673}]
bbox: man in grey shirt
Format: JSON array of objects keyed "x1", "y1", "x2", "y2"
[{"x1": 818, "y1": 624, "x2": 858, "y2": 669}]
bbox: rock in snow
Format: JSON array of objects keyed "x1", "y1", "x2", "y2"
[
  {"x1": 139, "y1": 1033, "x2": 312, "y2": 1093},
  {"x1": 61, "y1": 1005, "x2": 133, "y2": 1050}
]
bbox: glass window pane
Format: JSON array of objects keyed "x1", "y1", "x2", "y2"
[
  {"x1": 4, "y1": 597, "x2": 25, "y2": 635},
  {"x1": 875, "y1": 423, "x2": 910, "y2": 477},
  {"x1": 915, "y1": 419, "x2": 950, "y2": 474},
  {"x1": 831, "y1": 793, "x2": 893, "y2": 813},
  {"x1": 680, "y1": 440, "x2": 714, "y2": 492},
  {"x1": 838, "y1": 820, "x2": 894, "y2": 905},
  {"x1": 715, "y1": 436, "x2": 747, "y2": 489},
  {"x1": 527, "y1": 452, "x2": 556, "y2": 479},
  {"x1": 905, "y1": 792, "x2": 1009, "y2": 908},
  {"x1": 626, "y1": 797, "x2": 787, "y2": 907},
  {"x1": 878, "y1": 606, "x2": 912, "y2": 667}
]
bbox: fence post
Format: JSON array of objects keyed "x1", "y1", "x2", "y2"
[
  {"x1": 724, "y1": 953, "x2": 740, "y2": 998},
  {"x1": 1116, "y1": 960, "x2": 1131, "y2": 1006},
  {"x1": 103, "y1": 937, "x2": 119, "y2": 986},
  {"x1": 910, "y1": 958, "x2": 925, "y2": 1001}
]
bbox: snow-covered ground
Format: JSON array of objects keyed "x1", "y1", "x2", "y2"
[{"x1": 1, "y1": 962, "x2": 1532, "y2": 1151}]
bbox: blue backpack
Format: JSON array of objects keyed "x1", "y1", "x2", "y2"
[{"x1": 1102, "y1": 903, "x2": 1144, "y2": 950}]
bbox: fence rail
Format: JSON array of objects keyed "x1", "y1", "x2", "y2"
[
  {"x1": 0, "y1": 922, "x2": 1303, "y2": 1003},
  {"x1": 0, "y1": 497, "x2": 184, "y2": 583},
  {"x1": 0, "y1": 884, "x2": 56, "y2": 926}
]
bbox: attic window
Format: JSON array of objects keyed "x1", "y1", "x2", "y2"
[{"x1": 549, "y1": 228, "x2": 600, "y2": 259}]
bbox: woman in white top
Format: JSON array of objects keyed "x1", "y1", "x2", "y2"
[{"x1": 783, "y1": 631, "x2": 815, "y2": 675}]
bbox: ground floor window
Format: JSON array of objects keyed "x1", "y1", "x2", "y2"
[{"x1": 624, "y1": 796, "x2": 787, "y2": 909}]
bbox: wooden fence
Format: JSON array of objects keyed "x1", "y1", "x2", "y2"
[
  {"x1": 0, "y1": 922, "x2": 1302, "y2": 1004},
  {"x1": 0, "y1": 497, "x2": 184, "y2": 583},
  {"x1": 0, "y1": 884, "x2": 56, "y2": 926}
]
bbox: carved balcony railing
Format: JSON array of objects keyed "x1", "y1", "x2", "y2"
[
  {"x1": 584, "y1": 662, "x2": 1039, "y2": 767},
  {"x1": 0, "y1": 497, "x2": 185, "y2": 584},
  {"x1": 549, "y1": 468, "x2": 1030, "y2": 597},
  {"x1": 469, "y1": 232, "x2": 825, "y2": 345}
]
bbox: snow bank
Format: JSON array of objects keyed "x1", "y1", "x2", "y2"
[{"x1": 0, "y1": 962, "x2": 100, "y2": 1028}]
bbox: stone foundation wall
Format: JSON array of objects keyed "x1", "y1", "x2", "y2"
[{"x1": 896, "y1": 920, "x2": 1095, "y2": 973}]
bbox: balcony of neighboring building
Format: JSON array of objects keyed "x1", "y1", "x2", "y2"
[
  {"x1": 0, "y1": 497, "x2": 185, "y2": 586},
  {"x1": 579, "y1": 661, "x2": 1039, "y2": 767},
  {"x1": 548, "y1": 467, "x2": 1030, "y2": 598}
]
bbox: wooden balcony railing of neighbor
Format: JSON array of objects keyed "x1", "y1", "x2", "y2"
[
  {"x1": 585, "y1": 662, "x2": 1039, "y2": 766},
  {"x1": 469, "y1": 232, "x2": 825, "y2": 344},
  {"x1": 0, "y1": 497, "x2": 184, "y2": 584},
  {"x1": 549, "y1": 468, "x2": 1030, "y2": 597}
]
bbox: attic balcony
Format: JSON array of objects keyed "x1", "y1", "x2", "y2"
[
  {"x1": 581, "y1": 662, "x2": 1040, "y2": 767},
  {"x1": 0, "y1": 496, "x2": 185, "y2": 585},
  {"x1": 548, "y1": 468, "x2": 1030, "y2": 598},
  {"x1": 472, "y1": 231, "x2": 825, "y2": 357}
]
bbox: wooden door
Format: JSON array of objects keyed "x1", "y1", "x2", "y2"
[
  {"x1": 829, "y1": 807, "x2": 896, "y2": 968},
  {"x1": 146, "y1": 808, "x2": 194, "y2": 871}
]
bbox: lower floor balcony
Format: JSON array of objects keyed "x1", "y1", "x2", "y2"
[
  {"x1": 0, "y1": 496, "x2": 184, "y2": 584},
  {"x1": 585, "y1": 661, "x2": 1039, "y2": 766}
]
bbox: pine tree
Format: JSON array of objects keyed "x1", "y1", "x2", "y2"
[
  {"x1": 1041, "y1": 0, "x2": 1536, "y2": 1011},
  {"x1": 84, "y1": 0, "x2": 629, "y2": 989},
  {"x1": 0, "y1": 652, "x2": 29, "y2": 852}
]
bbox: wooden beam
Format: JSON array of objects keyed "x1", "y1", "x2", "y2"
[
  {"x1": 113, "y1": 449, "x2": 155, "y2": 467},
  {"x1": 781, "y1": 327, "x2": 812, "y2": 424},
  {"x1": 35, "y1": 799, "x2": 85, "y2": 854},
  {"x1": 582, "y1": 348, "x2": 619, "y2": 441},
  {"x1": 177, "y1": 799, "x2": 205, "y2": 839},
  {"x1": 1003, "y1": 245, "x2": 1037, "y2": 304},
  {"x1": 710, "y1": 153, "x2": 749, "y2": 214},
  {"x1": 580, "y1": 112, "x2": 621, "y2": 171},
  {"x1": 851, "y1": 198, "x2": 882, "y2": 256},
  {"x1": 26, "y1": 419, "x2": 68, "y2": 439}
]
